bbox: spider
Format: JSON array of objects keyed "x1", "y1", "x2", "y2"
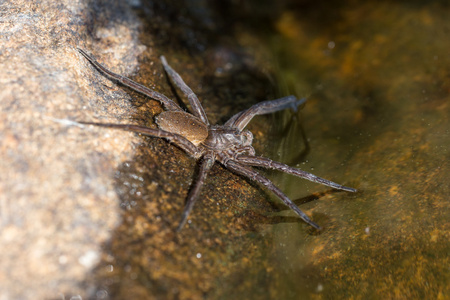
[{"x1": 77, "y1": 48, "x2": 356, "y2": 231}]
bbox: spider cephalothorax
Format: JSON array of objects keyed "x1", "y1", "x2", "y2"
[{"x1": 77, "y1": 48, "x2": 356, "y2": 231}]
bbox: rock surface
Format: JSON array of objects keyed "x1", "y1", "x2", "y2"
[
  {"x1": 0, "y1": 0, "x2": 145, "y2": 298},
  {"x1": 0, "y1": 1, "x2": 278, "y2": 299}
]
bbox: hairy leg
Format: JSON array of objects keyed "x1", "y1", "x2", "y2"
[
  {"x1": 160, "y1": 56, "x2": 210, "y2": 126},
  {"x1": 237, "y1": 155, "x2": 356, "y2": 192},
  {"x1": 225, "y1": 96, "x2": 306, "y2": 131},
  {"x1": 79, "y1": 122, "x2": 202, "y2": 159},
  {"x1": 225, "y1": 160, "x2": 321, "y2": 230},
  {"x1": 177, "y1": 153, "x2": 215, "y2": 231},
  {"x1": 77, "y1": 48, "x2": 182, "y2": 112}
]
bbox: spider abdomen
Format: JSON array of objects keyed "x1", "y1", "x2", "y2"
[{"x1": 155, "y1": 111, "x2": 208, "y2": 146}]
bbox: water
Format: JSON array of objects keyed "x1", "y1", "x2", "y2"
[{"x1": 265, "y1": 1, "x2": 450, "y2": 298}]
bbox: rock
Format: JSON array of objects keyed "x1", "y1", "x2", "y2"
[{"x1": 0, "y1": 0, "x2": 145, "y2": 298}]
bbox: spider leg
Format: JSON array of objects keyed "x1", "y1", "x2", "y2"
[
  {"x1": 77, "y1": 48, "x2": 182, "y2": 112},
  {"x1": 225, "y1": 96, "x2": 306, "y2": 131},
  {"x1": 177, "y1": 153, "x2": 215, "y2": 231},
  {"x1": 225, "y1": 160, "x2": 321, "y2": 230},
  {"x1": 236, "y1": 155, "x2": 357, "y2": 192},
  {"x1": 160, "y1": 56, "x2": 210, "y2": 126},
  {"x1": 79, "y1": 122, "x2": 202, "y2": 159}
]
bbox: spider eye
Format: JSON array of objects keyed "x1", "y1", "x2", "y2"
[{"x1": 241, "y1": 130, "x2": 253, "y2": 145}]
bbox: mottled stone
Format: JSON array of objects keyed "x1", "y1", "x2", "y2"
[{"x1": 0, "y1": 0, "x2": 145, "y2": 298}]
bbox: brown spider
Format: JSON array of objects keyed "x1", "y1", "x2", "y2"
[{"x1": 77, "y1": 48, "x2": 356, "y2": 231}]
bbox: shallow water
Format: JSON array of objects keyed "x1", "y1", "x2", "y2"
[{"x1": 263, "y1": 2, "x2": 450, "y2": 298}]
